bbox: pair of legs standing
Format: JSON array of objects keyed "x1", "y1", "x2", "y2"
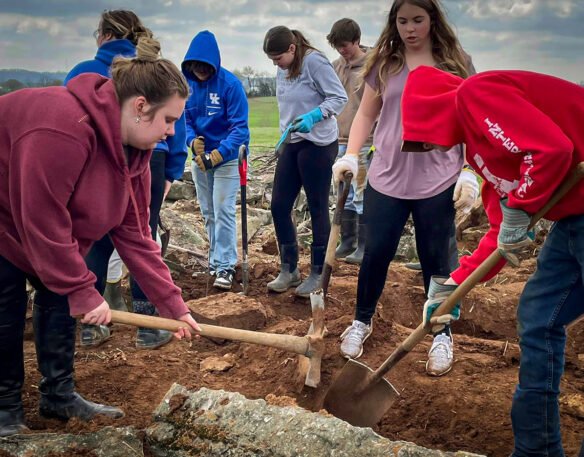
[
  {"x1": 341, "y1": 183, "x2": 457, "y2": 374},
  {"x1": 192, "y1": 158, "x2": 239, "y2": 289},
  {"x1": 268, "y1": 139, "x2": 338, "y2": 297},
  {"x1": 0, "y1": 254, "x2": 122, "y2": 437}
]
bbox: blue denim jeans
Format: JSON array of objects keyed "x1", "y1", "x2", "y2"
[
  {"x1": 336, "y1": 144, "x2": 371, "y2": 215},
  {"x1": 192, "y1": 159, "x2": 239, "y2": 272},
  {"x1": 511, "y1": 214, "x2": 584, "y2": 457}
]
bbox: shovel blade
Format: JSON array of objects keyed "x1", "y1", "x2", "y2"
[{"x1": 323, "y1": 359, "x2": 399, "y2": 428}]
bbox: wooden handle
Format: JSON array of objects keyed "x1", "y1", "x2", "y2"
[
  {"x1": 110, "y1": 310, "x2": 310, "y2": 356},
  {"x1": 369, "y1": 162, "x2": 584, "y2": 384}
]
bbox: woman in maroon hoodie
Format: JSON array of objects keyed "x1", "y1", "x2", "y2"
[
  {"x1": 0, "y1": 35, "x2": 200, "y2": 436},
  {"x1": 401, "y1": 66, "x2": 584, "y2": 457}
]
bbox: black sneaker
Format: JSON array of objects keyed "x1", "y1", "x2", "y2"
[{"x1": 213, "y1": 269, "x2": 234, "y2": 290}]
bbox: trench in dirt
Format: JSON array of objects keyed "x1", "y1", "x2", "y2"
[{"x1": 18, "y1": 235, "x2": 584, "y2": 456}]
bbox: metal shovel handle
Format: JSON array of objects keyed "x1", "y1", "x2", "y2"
[{"x1": 369, "y1": 162, "x2": 584, "y2": 384}]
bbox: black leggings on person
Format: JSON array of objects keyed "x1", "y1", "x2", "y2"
[
  {"x1": 271, "y1": 140, "x2": 338, "y2": 248},
  {"x1": 84, "y1": 149, "x2": 166, "y2": 301},
  {"x1": 355, "y1": 183, "x2": 456, "y2": 324}
]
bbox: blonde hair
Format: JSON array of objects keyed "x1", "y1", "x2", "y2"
[
  {"x1": 111, "y1": 36, "x2": 189, "y2": 117},
  {"x1": 97, "y1": 9, "x2": 152, "y2": 46},
  {"x1": 363, "y1": 0, "x2": 469, "y2": 94},
  {"x1": 263, "y1": 26, "x2": 318, "y2": 80}
]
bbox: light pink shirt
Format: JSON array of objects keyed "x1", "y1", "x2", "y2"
[{"x1": 364, "y1": 65, "x2": 462, "y2": 199}]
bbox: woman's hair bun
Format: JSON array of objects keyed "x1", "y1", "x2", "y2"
[{"x1": 135, "y1": 35, "x2": 161, "y2": 62}]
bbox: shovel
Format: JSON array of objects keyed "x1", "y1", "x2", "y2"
[
  {"x1": 238, "y1": 145, "x2": 249, "y2": 295},
  {"x1": 323, "y1": 162, "x2": 584, "y2": 427}
]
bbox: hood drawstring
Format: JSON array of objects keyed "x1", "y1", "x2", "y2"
[{"x1": 125, "y1": 171, "x2": 145, "y2": 240}]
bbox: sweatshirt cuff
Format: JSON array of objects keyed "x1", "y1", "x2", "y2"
[
  {"x1": 67, "y1": 286, "x2": 104, "y2": 317},
  {"x1": 156, "y1": 292, "x2": 189, "y2": 320},
  {"x1": 450, "y1": 268, "x2": 470, "y2": 286}
]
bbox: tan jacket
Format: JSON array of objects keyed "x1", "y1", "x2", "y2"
[{"x1": 333, "y1": 47, "x2": 374, "y2": 146}]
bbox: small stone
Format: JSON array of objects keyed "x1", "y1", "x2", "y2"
[{"x1": 200, "y1": 356, "x2": 235, "y2": 372}]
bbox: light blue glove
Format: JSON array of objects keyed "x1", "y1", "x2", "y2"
[
  {"x1": 292, "y1": 107, "x2": 323, "y2": 133},
  {"x1": 498, "y1": 197, "x2": 534, "y2": 267},
  {"x1": 422, "y1": 276, "x2": 460, "y2": 333}
]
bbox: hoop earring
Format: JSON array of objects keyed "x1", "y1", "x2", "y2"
[{"x1": 135, "y1": 116, "x2": 141, "y2": 124}]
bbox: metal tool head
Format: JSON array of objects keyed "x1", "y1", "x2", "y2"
[
  {"x1": 296, "y1": 289, "x2": 326, "y2": 388},
  {"x1": 323, "y1": 359, "x2": 399, "y2": 427}
]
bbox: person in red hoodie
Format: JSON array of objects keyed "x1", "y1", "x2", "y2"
[
  {"x1": 401, "y1": 65, "x2": 584, "y2": 457},
  {"x1": 0, "y1": 36, "x2": 200, "y2": 437}
]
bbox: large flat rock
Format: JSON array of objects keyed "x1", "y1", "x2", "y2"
[{"x1": 146, "y1": 384, "x2": 486, "y2": 457}]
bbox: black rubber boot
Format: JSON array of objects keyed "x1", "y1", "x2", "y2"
[
  {"x1": 104, "y1": 279, "x2": 128, "y2": 312},
  {"x1": 134, "y1": 300, "x2": 172, "y2": 350},
  {"x1": 267, "y1": 243, "x2": 301, "y2": 293},
  {"x1": 346, "y1": 217, "x2": 366, "y2": 264},
  {"x1": 335, "y1": 210, "x2": 357, "y2": 258},
  {"x1": 33, "y1": 294, "x2": 124, "y2": 421},
  {"x1": 295, "y1": 245, "x2": 325, "y2": 298}
]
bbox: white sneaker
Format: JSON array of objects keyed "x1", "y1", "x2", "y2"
[
  {"x1": 339, "y1": 320, "x2": 372, "y2": 359},
  {"x1": 426, "y1": 332, "x2": 454, "y2": 376}
]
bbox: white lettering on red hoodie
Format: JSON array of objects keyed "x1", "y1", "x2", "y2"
[
  {"x1": 401, "y1": 67, "x2": 584, "y2": 284},
  {"x1": 0, "y1": 74, "x2": 189, "y2": 319}
]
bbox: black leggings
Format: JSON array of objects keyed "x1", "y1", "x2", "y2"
[
  {"x1": 271, "y1": 140, "x2": 338, "y2": 248},
  {"x1": 355, "y1": 183, "x2": 456, "y2": 324},
  {"x1": 84, "y1": 149, "x2": 166, "y2": 301}
]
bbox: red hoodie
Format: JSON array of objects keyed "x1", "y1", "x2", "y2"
[
  {"x1": 0, "y1": 73, "x2": 189, "y2": 319},
  {"x1": 402, "y1": 67, "x2": 584, "y2": 284}
]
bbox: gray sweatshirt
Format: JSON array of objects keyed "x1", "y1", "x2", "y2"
[{"x1": 276, "y1": 51, "x2": 348, "y2": 146}]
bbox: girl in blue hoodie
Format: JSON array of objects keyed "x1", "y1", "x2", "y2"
[
  {"x1": 182, "y1": 31, "x2": 250, "y2": 290},
  {"x1": 65, "y1": 10, "x2": 189, "y2": 349}
]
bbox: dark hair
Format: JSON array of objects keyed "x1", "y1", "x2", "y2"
[
  {"x1": 263, "y1": 26, "x2": 317, "y2": 80},
  {"x1": 96, "y1": 9, "x2": 152, "y2": 46},
  {"x1": 327, "y1": 18, "x2": 361, "y2": 47},
  {"x1": 363, "y1": 0, "x2": 469, "y2": 94},
  {"x1": 111, "y1": 36, "x2": 189, "y2": 118}
]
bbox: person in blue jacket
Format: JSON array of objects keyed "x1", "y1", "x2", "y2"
[
  {"x1": 65, "y1": 9, "x2": 189, "y2": 349},
  {"x1": 182, "y1": 31, "x2": 250, "y2": 290}
]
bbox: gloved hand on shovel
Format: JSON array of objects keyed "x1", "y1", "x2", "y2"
[
  {"x1": 191, "y1": 136, "x2": 205, "y2": 157},
  {"x1": 422, "y1": 276, "x2": 461, "y2": 333},
  {"x1": 454, "y1": 168, "x2": 480, "y2": 214},
  {"x1": 292, "y1": 107, "x2": 323, "y2": 133},
  {"x1": 194, "y1": 149, "x2": 223, "y2": 172},
  {"x1": 498, "y1": 197, "x2": 534, "y2": 267},
  {"x1": 332, "y1": 152, "x2": 368, "y2": 194}
]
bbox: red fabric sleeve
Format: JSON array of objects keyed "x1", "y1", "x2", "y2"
[
  {"x1": 451, "y1": 182, "x2": 508, "y2": 284},
  {"x1": 9, "y1": 130, "x2": 104, "y2": 316},
  {"x1": 457, "y1": 75, "x2": 573, "y2": 213}
]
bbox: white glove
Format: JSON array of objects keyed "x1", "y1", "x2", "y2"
[
  {"x1": 333, "y1": 153, "x2": 358, "y2": 185},
  {"x1": 453, "y1": 169, "x2": 479, "y2": 214}
]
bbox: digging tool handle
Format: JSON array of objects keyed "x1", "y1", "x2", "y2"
[
  {"x1": 110, "y1": 310, "x2": 310, "y2": 355},
  {"x1": 321, "y1": 171, "x2": 353, "y2": 295},
  {"x1": 368, "y1": 162, "x2": 584, "y2": 386},
  {"x1": 238, "y1": 145, "x2": 249, "y2": 293}
]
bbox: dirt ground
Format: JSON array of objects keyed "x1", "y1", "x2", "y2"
[{"x1": 19, "y1": 230, "x2": 584, "y2": 457}]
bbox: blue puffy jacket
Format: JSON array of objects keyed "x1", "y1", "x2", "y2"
[
  {"x1": 182, "y1": 31, "x2": 250, "y2": 164},
  {"x1": 64, "y1": 39, "x2": 188, "y2": 182}
]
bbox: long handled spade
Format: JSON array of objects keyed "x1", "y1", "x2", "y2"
[
  {"x1": 238, "y1": 145, "x2": 249, "y2": 295},
  {"x1": 323, "y1": 162, "x2": 584, "y2": 427},
  {"x1": 109, "y1": 307, "x2": 325, "y2": 387}
]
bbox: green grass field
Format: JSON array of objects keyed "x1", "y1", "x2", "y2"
[{"x1": 248, "y1": 96, "x2": 280, "y2": 147}]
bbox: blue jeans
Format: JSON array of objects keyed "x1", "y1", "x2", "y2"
[
  {"x1": 192, "y1": 159, "x2": 239, "y2": 272},
  {"x1": 511, "y1": 214, "x2": 584, "y2": 457},
  {"x1": 336, "y1": 144, "x2": 370, "y2": 215}
]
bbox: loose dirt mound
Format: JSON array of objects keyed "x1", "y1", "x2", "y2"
[{"x1": 20, "y1": 232, "x2": 584, "y2": 456}]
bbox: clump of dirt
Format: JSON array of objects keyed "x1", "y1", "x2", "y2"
[{"x1": 18, "y1": 236, "x2": 584, "y2": 457}]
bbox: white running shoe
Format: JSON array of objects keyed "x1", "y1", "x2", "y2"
[
  {"x1": 426, "y1": 332, "x2": 454, "y2": 376},
  {"x1": 339, "y1": 320, "x2": 372, "y2": 359}
]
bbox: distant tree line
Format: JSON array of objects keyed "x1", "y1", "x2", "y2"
[
  {"x1": 232, "y1": 66, "x2": 276, "y2": 97},
  {"x1": 0, "y1": 77, "x2": 64, "y2": 95}
]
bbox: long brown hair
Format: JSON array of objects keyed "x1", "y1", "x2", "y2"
[
  {"x1": 111, "y1": 36, "x2": 189, "y2": 118},
  {"x1": 263, "y1": 26, "x2": 318, "y2": 80},
  {"x1": 97, "y1": 9, "x2": 152, "y2": 46},
  {"x1": 363, "y1": 0, "x2": 469, "y2": 94}
]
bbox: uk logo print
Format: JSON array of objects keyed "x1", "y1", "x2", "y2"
[{"x1": 209, "y1": 93, "x2": 220, "y2": 105}]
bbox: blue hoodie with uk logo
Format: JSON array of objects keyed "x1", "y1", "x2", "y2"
[{"x1": 182, "y1": 31, "x2": 250, "y2": 165}]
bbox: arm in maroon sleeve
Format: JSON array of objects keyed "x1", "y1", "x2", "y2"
[
  {"x1": 451, "y1": 183, "x2": 508, "y2": 284},
  {"x1": 110, "y1": 182, "x2": 189, "y2": 320},
  {"x1": 9, "y1": 131, "x2": 104, "y2": 315}
]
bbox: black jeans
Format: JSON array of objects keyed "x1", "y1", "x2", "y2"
[
  {"x1": 84, "y1": 149, "x2": 166, "y2": 301},
  {"x1": 271, "y1": 140, "x2": 338, "y2": 248},
  {"x1": 355, "y1": 183, "x2": 456, "y2": 324},
  {"x1": 0, "y1": 254, "x2": 73, "y2": 409}
]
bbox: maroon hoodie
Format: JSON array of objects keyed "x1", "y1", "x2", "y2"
[
  {"x1": 0, "y1": 73, "x2": 188, "y2": 319},
  {"x1": 402, "y1": 66, "x2": 584, "y2": 284}
]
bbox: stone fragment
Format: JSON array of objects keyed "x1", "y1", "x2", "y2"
[{"x1": 200, "y1": 354, "x2": 236, "y2": 372}]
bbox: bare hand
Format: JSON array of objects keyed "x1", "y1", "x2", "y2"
[
  {"x1": 81, "y1": 300, "x2": 111, "y2": 326},
  {"x1": 174, "y1": 313, "x2": 201, "y2": 340}
]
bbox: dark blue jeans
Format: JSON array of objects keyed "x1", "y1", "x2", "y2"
[
  {"x1": 355, "y1": 183, "x2": 456, "y2": 324},
  {"x1": 511, "y1": 214, "x2": 584, "y2": 457}
]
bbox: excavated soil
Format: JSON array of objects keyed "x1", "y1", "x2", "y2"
[{"x1": 20, "y1": 230, "x2": 584, "y2": 456}]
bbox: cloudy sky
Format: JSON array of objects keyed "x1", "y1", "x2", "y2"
[{"x1": 1, "y1": 0, "x2": 583, "y2": 83}]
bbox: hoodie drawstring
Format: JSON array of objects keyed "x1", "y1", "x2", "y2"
[{"x1": 125, "y1": 172, "x2": 145, "y2": 240}]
